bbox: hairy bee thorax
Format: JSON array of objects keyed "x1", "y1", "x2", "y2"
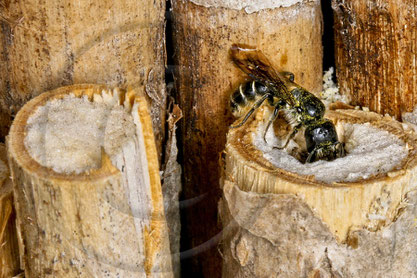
[{"x1": 289, "y1": 87, "x2": 325, "y2": 124}]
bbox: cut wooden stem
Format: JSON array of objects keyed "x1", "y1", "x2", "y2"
[
  {"x1": 7, "y1": 84, "x2": 173, "y2": 277},
  {"x1": 172, "y1": 0, "x2": 323, "y2": 275},
  {"x1": 221, "y1": 108, "x2": 417, "y2": 277}
]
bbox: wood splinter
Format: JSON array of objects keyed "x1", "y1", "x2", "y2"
[
  {"x1": 7, "y1": 84, "x2": 173, "y2": 278},
  {"x1": 0, "y1": 143, "x2": 20, "y2": 278},
  {"x1": 221, "y1": 107, "x2": 417, "y2": 277}
]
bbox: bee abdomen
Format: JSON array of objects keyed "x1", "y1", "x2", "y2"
[{"x1": 230, "y1": 81, "x2": 269, "y2": 118}]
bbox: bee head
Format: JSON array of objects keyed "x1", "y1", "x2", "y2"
[{"x1": 304, "y1": 119, "x2": 345, "y2": 163}]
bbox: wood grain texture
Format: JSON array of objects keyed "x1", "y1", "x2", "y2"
[
  {"x1": 333, "y1": 0, "x2": 417, "y2": 119},
  {"x1": 0, "y1": 0, "x2": 166, "y2": 155},
  {"x1": 222, "y1": 109, "x2": 417, "y2": 277},
  {"x1": 171, "y1": 0, "x2": 323, "y2": 276},
  {"x1": 0, "y1": 21, "x2": 11, "y2": 139},
  {"x1": 0, "y1": 144, "x2": 20, "y2": 278},
  {"x1": 7, "y1": 85, "x2": 173, "y2": 278}
]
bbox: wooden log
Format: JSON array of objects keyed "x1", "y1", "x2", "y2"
[
  {"x1": 0, "y1": 143, "x2": 21, "y2": 278},
  {"x1": 7, "y1": 84, "x2": 173, "y2": 277},
  {"x1": 221, "y1": 107, "x2": 417, "y2": 277},
  {"x1": 171, "y1": 0, "x2": 323, "y2": 275},
  {"x1": 333, "y1": 0, "x2": 417, "y2": 119},
  {"x1": 0, "y1": 0, "x2": 166, "y2": 155}
]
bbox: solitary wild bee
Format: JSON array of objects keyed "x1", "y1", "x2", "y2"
[{"x1": 230, "y1": 44, "x2": 345, "y2": 163}]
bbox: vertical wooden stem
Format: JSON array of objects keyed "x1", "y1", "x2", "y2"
[
  {"x1": 333, "y1": 0, "x2": 417, "y2": 119},
  {"x1": 172, "y1": 0, "x2": 323, "y2": 276},
  {"x1": 0, "y1": 0, "x2": 166, "y2": 155}
]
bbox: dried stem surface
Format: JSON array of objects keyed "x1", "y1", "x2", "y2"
[
  {"x1": 0, "y1": 144, "x2": 20, "y2": 278},
  {"x1": 221, "y1": 109, "x2": 417, "y2": 277},
  {"x1": 333, "y1": 0, "x2": 417, "y2": 119},
  {"x1": 7, "y1": 85, "x2": 173, "y2": 278},
  {"x1": 0, "y1": 0, "x2": 166, "y2": 154},
  {"x1": 172, "y1": 0, "x2": 323, "y2": 275}
]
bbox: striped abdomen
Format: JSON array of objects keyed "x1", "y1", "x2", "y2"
[{"x1": 230, "y1": 81, "x2": 270, "y2": 118}]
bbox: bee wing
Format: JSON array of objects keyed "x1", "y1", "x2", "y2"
[{"x1": 230, "y1": 44, "x2": 294, "y2": 105}]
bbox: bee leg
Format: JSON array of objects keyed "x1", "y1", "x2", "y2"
[
  {"x1": 280, "y1": 71, "x2": 295, "y2": 82},
  {"x1": 306, "y1": 147, "x2": 318, "y2": 163},
  {"x1": 231, "y1": 93, "x2": 271, "y2": 128},
  {"x1": 273, "y1": 124, "x2": 302, "y2": 149},
  {"x1": 263, "y1": 103, "x2": 284, "y2": 143},
  {"x1": 337, "y1": 142, "x2": 345, "y2": 158}
]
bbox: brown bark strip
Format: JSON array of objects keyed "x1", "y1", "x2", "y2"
[
  {"x1": 0, "y1": 21, "x2": 11, "y2": 139},
  {"x1": 0, "y1": 144, "x2": 20, "y2": 278},
  {"x1": 161, "y1": 99, "x2": 183, "y2": 278}
]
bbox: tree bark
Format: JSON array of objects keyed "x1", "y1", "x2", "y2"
[
  {"x1": 221, "y1": 108, "x2": 417, "y2": 277},
  {"x1": 0, "y1": 0, "x2": 166, "y2": 155},
  {"x1": 172, "y1": 0, "x2": 323, "y2": 276},
  {"x1": 0, "y1": 143, "x2": 20, "y2": 278},
  {"x1": 7, "y1": 84, "x2": 173, "y2": 278},
  {"x1": 333, "y1": 0, "x2": 417, "y2": 119}
]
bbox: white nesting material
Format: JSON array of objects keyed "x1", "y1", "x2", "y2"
[
  {"x1": 320, "y1": 67, "x2": 349, "y2": 107},
  {"x1": 24, "y1": 95, "x2": 136, "y2": 174},
  {"x1": 189, "y1": 0, "x2": 314, "y2": 13},
  {"x1": 403, "y1": 108, "x2": 417, "y2": 124},
  {"x1": 254, "y1": 122, "x2": 408, "y2": 183},
  {"x1": 402, "y1": 106, "x2": 417, "y2": 132}
]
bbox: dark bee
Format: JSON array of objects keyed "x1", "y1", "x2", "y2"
[{"x1": 229, "y1": 44, "x2": 345, "y2": 163}]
